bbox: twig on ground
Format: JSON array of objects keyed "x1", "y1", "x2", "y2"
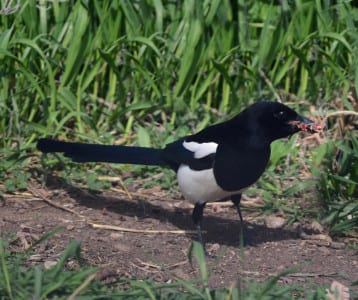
[
  {"x1": 89, "y1": 222, "x2": 199, "y2": 234},
  {"x1": 135, "y1": 258, "x2": 161, "y2": 270},
  {"x1": 242, "y1": 270, "x2": 338, "y2": 278},
  {"x1": 28, "y1": 186, "x2": 86, "y2": 220}
]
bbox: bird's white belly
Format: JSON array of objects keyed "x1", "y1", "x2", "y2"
[{"x1": 177, "y1": 164, "x2": 240, "y2": 204}]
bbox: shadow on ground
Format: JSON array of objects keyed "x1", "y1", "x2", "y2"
[{"x1": 44, "y1": 174, "x2": 299, "y2": 248}]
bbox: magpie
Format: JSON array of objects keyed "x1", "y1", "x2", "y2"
[{"x1": 37, "y1": 101, "x2": 319, "y2": 249}]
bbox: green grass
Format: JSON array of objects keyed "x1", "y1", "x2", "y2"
[
  {"x1": 0, "y1": 234, "x2": 330, "y2": 300},
  {"x1": 1, "y1": 0, "x2": 358, "y2": 140},
  {"x1": 314, "y1": 134, "x2": 358, "y2": 235},
  {"x1": 0, "y1": 0, "x2": 357, "y2": 297}
]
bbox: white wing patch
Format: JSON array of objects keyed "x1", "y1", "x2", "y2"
[{"x1": 183, "y1": 141, "x2": 218, "y2": 159}]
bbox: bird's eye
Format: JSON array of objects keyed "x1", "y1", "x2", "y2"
[{"x1": 274, "y1": 111, "x2": 287, "y2": 120}]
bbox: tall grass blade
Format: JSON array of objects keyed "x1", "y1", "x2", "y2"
[
  {"x1": 0, "y1": 239, "x2": 13, "y2": 300},
  {"x1": 52, "y1": 240, "x2": 82, "y2": 279}
]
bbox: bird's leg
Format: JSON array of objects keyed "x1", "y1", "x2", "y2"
[
  {"x1": 231, "y1": 194, "x2": 251, "y2": 246},
  {"x1": 192, "y1": 202, "x2": 207, "y2": 253}
]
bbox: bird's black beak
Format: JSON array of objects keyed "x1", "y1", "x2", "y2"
[{"x1": 288, "y1": 115, "x2": 322, "y2": 134}]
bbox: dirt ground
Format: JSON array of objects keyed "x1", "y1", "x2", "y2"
[{"x1": 1, "y1": 176, "x2": 357, "y2": 295}]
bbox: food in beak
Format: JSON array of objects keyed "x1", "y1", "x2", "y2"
[{"x1": 289, "y1": 119, "x2": 323, "y2": 134}]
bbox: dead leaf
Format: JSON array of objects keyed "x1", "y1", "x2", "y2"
[
  {"x1": 264, "y1": 215, "x2": 287, "y2": 229},
  {"x1": 44, "y1": 260, "x2": 57, "y2": 269},
  {"x1": 326, "y1": 280, "x2": 350, "y2": 300},
  {"x1": 311, "y1": 220, "x2": 324, "y2": 233}
]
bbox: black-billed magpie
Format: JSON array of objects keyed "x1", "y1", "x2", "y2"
[{"x1": 37, "y1": 101, "x2": 320, "y2": 249}]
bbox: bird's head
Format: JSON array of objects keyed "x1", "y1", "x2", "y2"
[{"x1": 244, "y1": 101, "x2": 321, "y2": 143}]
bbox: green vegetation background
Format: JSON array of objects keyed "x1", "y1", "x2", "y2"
[{"x1": 0, "y1": 0, "x2": 357, "y2": 299}]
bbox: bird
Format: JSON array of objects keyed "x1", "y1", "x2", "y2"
[{"x1": 37, "y1": 101, "x2": 319, "y2": 251}]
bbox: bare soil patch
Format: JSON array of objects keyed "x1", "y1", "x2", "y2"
[{"x1": 1, "y1": 177, "x2": 357, "y2": 293}]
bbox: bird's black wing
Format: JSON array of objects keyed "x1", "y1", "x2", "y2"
[
  {"x1": 213, "y1": 143, "x2": 270, "y2": 191},
  {"x1": 161, "y1": 122, "x2": 232, "y2": 172},
  {"x1": 161, "y1": 139, "x2": 216, "y2": 171}
]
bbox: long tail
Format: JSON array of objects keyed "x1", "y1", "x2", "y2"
[{"x1": 37, "y1": 138, "x2": 168, "y2": 166}]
